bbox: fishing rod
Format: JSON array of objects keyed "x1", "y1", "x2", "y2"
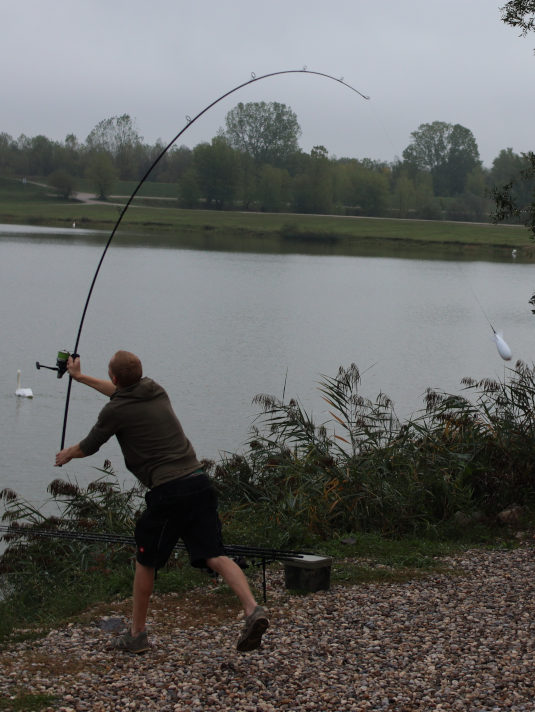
[{"x1": 35, "y1": 69, "x2": 370, "y2": 449}]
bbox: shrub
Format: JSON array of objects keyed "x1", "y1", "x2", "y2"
[
  {"x1": 0, "y1": 462, "x2": 143, "y2": 639},
  {"x1": 213, "y1": 362, "x2": 535, "y2": 541},
  {"x1": 47, "y1": 169, "x2": 76, "y2": 199}
]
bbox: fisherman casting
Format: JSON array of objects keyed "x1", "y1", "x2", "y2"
[{"x1": 55, "y1": 351, "x2": 269, "y2": 654}]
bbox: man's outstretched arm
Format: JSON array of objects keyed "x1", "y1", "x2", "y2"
[
  {"x1": 67, "y1": 356, "x2": 116, "y2": 397},
  {"x1": 55, "y1": 443, "x2": 85, "y2": 467}
]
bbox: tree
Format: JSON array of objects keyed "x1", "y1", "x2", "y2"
[
  {"x1": 27, "y1": 135, "x2": 56, "y2": 176},
  {"x1": 465, "y1": 166, "x2": 487, "y2": 197},
  {"x1": 0, "y1": 133, "x2": 16, "y2": 174},
  {"x1": 235, "y1": 151, "x2": 258, "y2": 210},
  {"x1": 495, "y1": 4, "x2": 535, "y2": 315},
  {"x1": 402, "y1": 121, "x2": 480, "y2": 196},
  {"x1": 85, "y1": 152, "x2": 116, "y2": 200},
  {"x1": 492, "y1": 152, "x2": 535, "y2": 232},
  {"x1": 408, "y1": 172, "x2": 442, "y2": 220},
  {"x1": 446, "y1": 124, "x2": 482, "y2": 195},
  {"x1": 292, "y1": 146, "x2": 334, "y2": 214},
  {"x1": 86, "y1": 114, "x2": 141, "y2": 155},
  {"x1": 488, "y1": 149, "x2": 534, "y2": 221},
  {"x1": 490, "y1": 148, "x2": 524, "y2": 186},
  {"x1": 223, "y1": 101, "x2": 301, "y2": 166},
  {"x1": 177, "y1": 168, "x2": 201, "y2": 208},
  {"x1": 193, "y1": 137, "x2": 239, "y2": 209},
  {"x1": 156, "y1": 144, "x2": 192, "y2": 183},
  {"x1": 393, "y1": 172, "x2": 417, "y2": 218},
  {"x1": 493, "y1": 4, "x2": 535, "y2": 238},
  {"x1": 48, "y1": 169, "x2": 76, "y2": 199},
  {"x1": 403, "y1": 121, "x2": 449, "y2": 173},
  {"x1": 56, "y1": 133, "x2": 83, "y2": 177},
  {"x1": 86, "y1": 114, "x2": 143, "y2": 180},
  {"x1": 335, "y1": 159, "x2": 389, "y2": 216},
  {"x1": 257, "y1": 164, "x2": 290, "y2": 212},
  {"x1": 500, "y1": 0, "x2": 535, "y2": 35}
]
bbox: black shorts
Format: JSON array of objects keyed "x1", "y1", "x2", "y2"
[{"x1": 134, "y1": 472, "x2": 225, "y2": 570}]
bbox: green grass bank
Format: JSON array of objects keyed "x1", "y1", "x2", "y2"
[{"x1": 0, "y1": 177, "x2": 531, "y2": 257}]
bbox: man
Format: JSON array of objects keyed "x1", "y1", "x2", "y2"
[{"x1": 55, "y1": 350, "x2": 269, "y2": 654}]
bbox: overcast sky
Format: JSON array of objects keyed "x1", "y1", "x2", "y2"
[{"x1": 3, "y1": 0, "x2": 534, "y2": 167}]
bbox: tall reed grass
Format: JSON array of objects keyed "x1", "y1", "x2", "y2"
[
  {"x1": 213, "y1": 362, "x2": 535, "y2": 543},
  {"x1": 0, "y1": 462, "x2": 145, "y2": 639}
]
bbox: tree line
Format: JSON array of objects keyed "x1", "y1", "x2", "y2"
[{"x1": 0, "y1": 104, "x2": 533, "y2": 224}]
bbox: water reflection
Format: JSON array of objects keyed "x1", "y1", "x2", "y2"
[{"x1": 1, "y1": 222, "x2": 531, "y2": 262}]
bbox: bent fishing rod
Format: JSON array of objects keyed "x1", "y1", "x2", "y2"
[{"x1": 35, "y1": 69, "x2": 370, "y2": 449}]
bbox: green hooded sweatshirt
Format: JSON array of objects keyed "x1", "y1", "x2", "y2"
[{"x1": 79, "y1": 377, "x2": 201, "y2": 488}]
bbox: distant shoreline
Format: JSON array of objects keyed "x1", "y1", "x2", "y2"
[{"x1": 0, "y1": 176, "x2": 531, "y2": 256}]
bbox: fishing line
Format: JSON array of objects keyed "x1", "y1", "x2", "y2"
[
  {"x1": 368, "y1": 98, "x2": 399, "y2": 164},
  {"x1": 56, "y1": 69, "x2": 370, "y2": 449},
  {"x1": 463, "y1": 269, "x2": 496, "y2": 333},
  {"x1": 457, "y1": 263, "x2": 512, "y2": 361}
]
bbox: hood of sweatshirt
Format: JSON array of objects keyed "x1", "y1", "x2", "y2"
[{"x1": 110, "y1": 377, "x2": 164, "y2": 402}]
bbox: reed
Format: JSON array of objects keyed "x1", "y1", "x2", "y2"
[
  {"x1": 0, "y1": 462, "x2": 203, "y2": 641},
  {"x1": 213, "y1": 362, "x2": 535, "y2": 542}
]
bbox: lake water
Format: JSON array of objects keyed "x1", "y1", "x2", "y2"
[{"x1": 1, "y1": 223, "x2": 534, "y2": 508}]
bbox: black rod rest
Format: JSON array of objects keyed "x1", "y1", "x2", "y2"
[{"x1": 0, "y1": 525, "x2": 314, "y2": 603}]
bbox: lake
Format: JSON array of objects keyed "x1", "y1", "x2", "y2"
[{"x1": 1, "y1": 223, "x2": 533, "y2": 508}]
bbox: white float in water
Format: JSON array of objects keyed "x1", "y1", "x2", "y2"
[
  {"x1": 15, "y1": 369, "x2": 33, "y2": 398},
  {"x1": 493, "y1": 331, "x2": 512, "y2": 361}
]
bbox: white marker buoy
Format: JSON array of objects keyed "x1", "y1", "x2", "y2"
[{"x1": 493, "y1": 332, "x2": 512, "y2": 361}]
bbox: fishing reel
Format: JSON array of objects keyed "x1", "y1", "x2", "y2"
[{"x1": 36, "y1": 349, "x2": 78, "y2": 378}]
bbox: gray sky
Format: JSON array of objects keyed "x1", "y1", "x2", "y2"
[{"x1": 3, "y1": 0, "x2": 534, "y2": 167}]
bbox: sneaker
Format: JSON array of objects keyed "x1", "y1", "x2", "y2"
[
  {"x1": 236, "y1": 605, "x2": 269, "y2": 652},
  {"x1": 111, "y1": 629, "x2": 150, "y2": 654}
]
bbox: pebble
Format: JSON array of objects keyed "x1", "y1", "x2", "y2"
[{"x1": 2, "y1": 546, "x2": 535, "y2": 710}]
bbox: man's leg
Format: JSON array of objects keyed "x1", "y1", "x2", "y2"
[
  {"x1": 206, "y1": 554, "x2": 269, "y2": 651},
  {"x1": 132, "y1": 561, "x2": 155, "y2": 635},
  {"x1": 111, "y1": 562, "x2": 154, "y2": 652},
  {"x1": 206, "y1": 555, "x2": 257, "y2": 616}
]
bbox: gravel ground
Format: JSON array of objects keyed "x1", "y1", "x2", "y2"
[{"x1": 1, "y1": 545, "x2": 535, "y2": 711}]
